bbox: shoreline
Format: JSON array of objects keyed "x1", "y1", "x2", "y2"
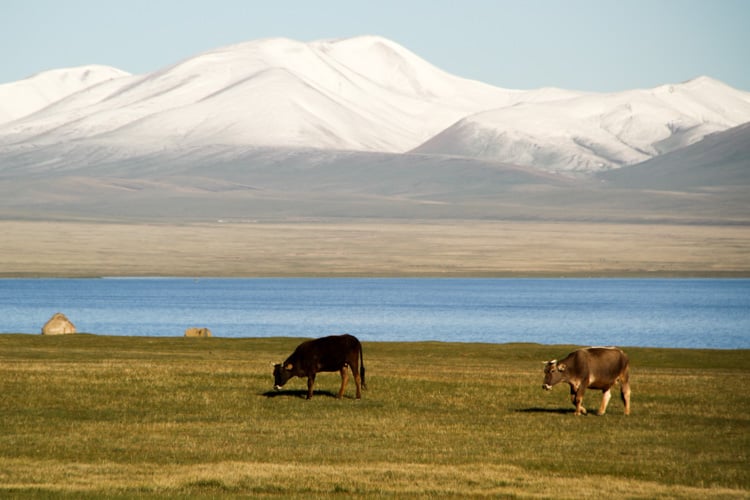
[
  {"x1": 3, "y1": 332, "x2": 749, "y2": 351},
  {"x1": 3, "y1": 272, "x2": 750, "y2": 278}
]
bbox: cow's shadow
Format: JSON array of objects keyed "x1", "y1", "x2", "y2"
[
  {"x1": 261, "y1": 389, "x2": 340, "y2": 399},
  {"x1": 515, "y1": 407, "x2": 577, "y2": 415}
]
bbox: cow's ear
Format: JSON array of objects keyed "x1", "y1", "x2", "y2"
[
  {"x1": 284, "y1": 363, "x2": 293, "y2": 371},
  {"x1": 557, "y1": 363, "x2": 567, "y2": 372}
]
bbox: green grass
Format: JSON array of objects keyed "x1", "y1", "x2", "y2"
[{"x1": 1, "y1": 334, "x2": 748, "y2": 498}]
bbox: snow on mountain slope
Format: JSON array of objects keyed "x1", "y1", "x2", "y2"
[
  {"x1": 0, "y1": 65, "x2": 130, "y2": 125},
  {"x1": 1, "y1": 36, "x2": 748, "y2": 176},
  {"x1": 413, "y1": 76, "x2": 750, "y2": 172},
  {"x1": 1, "y1": 36, "x2": 573, "y2": 157}
]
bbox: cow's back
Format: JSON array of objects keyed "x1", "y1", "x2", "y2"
[
  {"x1": 577, "y1": 347, "x2": 629, "y2": 387},
  {"x1": 317, "y1": 334, "x2": 360, "y2": 369},
  {"x1": 289, "y1": 334, "x2": 361, "y2": 373}
]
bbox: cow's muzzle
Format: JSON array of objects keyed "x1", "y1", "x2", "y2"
[
  {"x1": 274, "y1": 385, "x2": 282, "y2": 391},
  {"x1": 542, "y1": 384, "x2": 552, "y2": 391}
]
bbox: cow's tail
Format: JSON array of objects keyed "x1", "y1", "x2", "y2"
[{"x1": 359, "y1": 342, "x2": 367, "y2": 390}]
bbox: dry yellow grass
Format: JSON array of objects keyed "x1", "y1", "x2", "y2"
[
  {"x1": 3, "y1": 459, "x2": 745, "y2": 498},
  {"x1": 2, "y1": 336, "x2": 748, "y2": 498},
  {"x1": 2, "y1": 219, "x2": 749, "y2": 277}
]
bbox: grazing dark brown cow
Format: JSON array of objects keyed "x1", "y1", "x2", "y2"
[
  {"x1": 543, "y1": 347, "x2": 631, "y2": 416},
  {"x1": 273, "y1": 334, "x2": 366, "y2": 400}
]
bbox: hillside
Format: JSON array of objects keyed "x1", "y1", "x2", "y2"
[{"x1": 599, "y1": 121, "x2": 750, "y2": 190}]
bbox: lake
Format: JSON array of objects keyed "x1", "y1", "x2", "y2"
[{"x1": 1, "y1": 278, "x2": 748, "y2": 349}]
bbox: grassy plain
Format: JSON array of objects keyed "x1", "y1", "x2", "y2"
[
  {"x1": 1, "y1": 334, "x2": 748, "y2": 498},
  {"x1": 2, "y1": 219, "x2": 749, "y2": 277}
]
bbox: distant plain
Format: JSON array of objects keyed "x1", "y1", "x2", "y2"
[{"x1": 2, "y1": 219, "x2": 749, "y2": 277}]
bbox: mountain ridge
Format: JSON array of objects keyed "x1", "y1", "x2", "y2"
[{"x1": 2, "y1": 36, "x2": 748, "y2": 174}]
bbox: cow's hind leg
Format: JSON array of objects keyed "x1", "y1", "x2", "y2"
[
  {"x1": 337, "y1": 366, "x2": 349, "y2": 399},
  {"x1": 621, "y1": 379, "x2": 631, "y2": 415},
  {"x1": 352, "y1": 362, "x2": 362, "y2": 399},
  {"x1": 307, "y1": 374, "x2": 316, "y2": 400},
  {"x1": 598, "y1": 388, "x2": 612, "y2": 415}
]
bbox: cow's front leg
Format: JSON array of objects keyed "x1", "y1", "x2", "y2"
[
  {"x1": 598, "y1": 388, "x2": 612, "y2": 415},
  {"x1": 568, "y1": 384, "x2": 586, "y2": 415},
  {"x1": 573, "y1": 389, "x2": 587, "y2": 415},
  {"x1": 306, "y1": 374, "x2": 316, "y2": 400},
  {"x1": 337, "y1": 367, "x2": 349, "y2": 399}
]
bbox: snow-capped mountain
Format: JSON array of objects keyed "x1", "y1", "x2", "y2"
[
  {"x1": 412, "y1": 76, "x2": 750, "y2": 172},
  {"x1": 0, "y1": 36, "x2": 578, "y2": 157},
  {"x1": 0, "y1": 35, "x2": 748, "y2": 176},
  {"x1": 0, "y1": 65, "x2": 129, "y2": 124}
]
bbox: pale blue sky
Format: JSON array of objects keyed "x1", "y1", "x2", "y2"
[{"x1": 2, "y1": 0, "x2": 748, "y2": 91}]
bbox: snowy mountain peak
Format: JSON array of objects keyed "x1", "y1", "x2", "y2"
[
  {"x1": 312, "y1": 35, "x2": 457, "y2": 97},
  {"x1": 0, "y1": 64, "x2": 130, "y2": 124},
  {"x1": 681, "y1": 75, "x2": 731, "y2": 88}
]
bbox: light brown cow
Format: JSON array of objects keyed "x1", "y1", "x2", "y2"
[{"x1": 543, "y1": 347, "x2": 631, "y2": 416}]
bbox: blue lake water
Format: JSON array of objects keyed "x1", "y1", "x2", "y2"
[{"x1": 0, "y1": 278, "x2": 748, "y2": 349}]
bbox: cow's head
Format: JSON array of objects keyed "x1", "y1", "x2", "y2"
[
  {"x1": 272, "y1": 362, "x2": 294, "y2": 390},
  {"x1": 542, "y1": 360, "x2": 566, "y2": 390}
]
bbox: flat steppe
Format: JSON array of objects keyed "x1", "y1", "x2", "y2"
[
  {"x1": 2, "y1": 219, "x2": 748, "y2": 277},
  {"x1": 1, "y1": 335, "x2": 748, "y2": 498}
]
